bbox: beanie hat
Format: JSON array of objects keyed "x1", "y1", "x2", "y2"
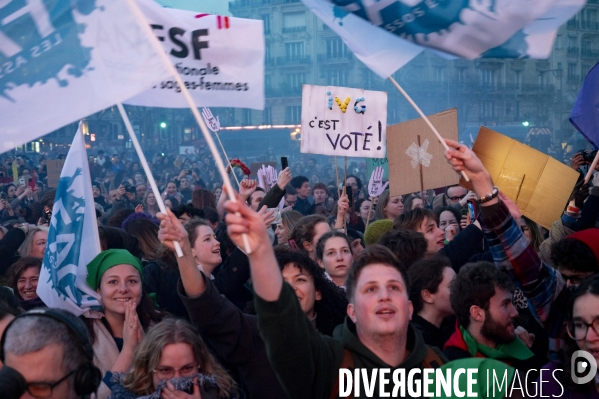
[
  {"x1": 86, "y1": 249, "x2": 143, "y2": 290},
  {"x1": 568, "y1": 228, "x2": 599, "y2": 268},
  {"x1": 364, "y1": 219, "x2": 393, "y2": 246}
]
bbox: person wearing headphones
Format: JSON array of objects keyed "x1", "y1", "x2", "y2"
[{"x1": 0, "y1": 308, "x2": 102, "y2": 399}]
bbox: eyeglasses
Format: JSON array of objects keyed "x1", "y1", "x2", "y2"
[
  {"x1": 25, "y1": 369, "x2": 76, "y2": 398},
  {"x1": 447, "y1": 195, "x2": 467, "y2": 202},
  {"x1": 152, "y1": 363, "x2": 199, "y2": 379},
  {"x1": 566, "y1": 319, "x2": 599, "y2": 341}
]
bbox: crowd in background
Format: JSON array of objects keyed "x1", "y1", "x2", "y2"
[{"x1": 0, "y1": 144, "x2": 598, "y2": 399}]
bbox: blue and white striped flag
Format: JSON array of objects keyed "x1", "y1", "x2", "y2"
[
  {"x1": 303, "y1": 0, "x2": 586, "y2": 78},
  {"x1": 38, "y1": 123, "x2": 102, "y2": 318}
]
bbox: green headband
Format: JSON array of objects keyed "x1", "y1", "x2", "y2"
[{"x1": 86, "y1": 249, "x2": 143, "y2": 290}]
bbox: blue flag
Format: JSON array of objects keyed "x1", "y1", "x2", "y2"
[
  {"x1": 570, "y1": 62, "x2": 599, "y2": 149},
  {"x1": 38, "y1": 123, "x2": 103, "y2": 318}
]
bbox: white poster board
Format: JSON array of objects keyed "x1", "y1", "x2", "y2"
[
  {"x1": 125, "y1": 0, "x2": 265, "y2": 110},
  {"x1": 300, "y1": 85, "x2": 387, "y2": 158}
]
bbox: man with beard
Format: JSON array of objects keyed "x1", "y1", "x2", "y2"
[{"x1": 444, "y1": 262, "x2": 537, "y2": 372}]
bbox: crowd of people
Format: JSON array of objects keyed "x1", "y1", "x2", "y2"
[{"x1": 0, "y1": 142, "x2": 598, "y2": 399}]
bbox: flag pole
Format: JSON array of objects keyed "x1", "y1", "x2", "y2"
[
  {"x1": 117, "y1": 103, "x2": 183, "y2": 257},
  {"x1": 122, "y1": 0, "x2": 251, "y2": 253},
  {"x1": 388, "y1": 76, "x2": 469, "y2": 182},
  {"x1": 584, "y1": 151, "x2": 599, "y2": 184}
]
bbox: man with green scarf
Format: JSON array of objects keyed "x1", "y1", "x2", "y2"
[{"x1": 444, "y1": 262, "x2": 538, "y2": 377}]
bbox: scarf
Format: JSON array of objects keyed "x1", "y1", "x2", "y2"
[
  {"x1": 460, "y1": 326, "x2": 533, "y2": 361},
  {"x1": 106, "y1": 372, "x2": 232, "y2": 399}
]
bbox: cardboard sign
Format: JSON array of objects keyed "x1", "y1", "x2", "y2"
[
  {"x1": 465, "y1": 127, "x2": 579, "y2": 229},
  {"x1": 300, "y1": 85, "x2": 387, "y2": 158},
  {"x1": 46, "y1": 159, "x2": 65, "y2": 188},
  {"x1": 387, "y1": 109, "x2": 459, "y2": 197}
]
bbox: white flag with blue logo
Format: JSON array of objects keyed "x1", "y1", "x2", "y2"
[
  {"x1": 304, "y1": 0, "x2": 586, "y2": 79},
  {"x1": 0, "y1": 0, "x2": 172, "y2": 153},
  {"x1": 38, "y1": 124, "x2": 102, "y2": 318}
]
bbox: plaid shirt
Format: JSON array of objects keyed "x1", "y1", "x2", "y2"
[{"x1": 478, "y1": 200, "x2": 569, "y2": 355}]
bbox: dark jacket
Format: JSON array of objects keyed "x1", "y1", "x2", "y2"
[
  {"x1": 255, "y1": 283, "x2": 446, "y2": 399},
  {"x1": 0, "y1": 227, "x2": 25, "y2": 276},
  {"x1": 410, "y1": 315, "x2": 454, "y2": 351},
  {"x1": 293, "y1": 196, "x2": 312, "y2": 215},
  {"x1": 178, "y1": 278, "x2": 289, "y2": 399},
  {"x1": 440, "y1": 224, "x2": 485, "y2": 272},
  {"x1": 257, "y1": 184, "x2": 285, "y2": 210},
  {"x1": 143, "y1": 260, "x2": 189, "y2": 319},
  {"x1": 212, "y1": 248, "x2": 253, "y2": 310}
]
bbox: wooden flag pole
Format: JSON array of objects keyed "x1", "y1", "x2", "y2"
[
  {"x1": 117, "y1": 103, "x2": 183, "y2": 257},
  {"x1": 334, "y1": 156, "x2": 340, "y2": 199},
  {"x1": 388, "y1": 76, "x2": 469, "y2": 182},
  {"x1": 584, "y1": 151, "x2": 599, "y2": 184},
  {"x1": 417, "y1": 134, "x2": 425, "y2": 200},
  {"x1": 123, "y1": 0, "x2": 251, "y2": 254}
]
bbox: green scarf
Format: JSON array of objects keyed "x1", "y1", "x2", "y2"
[{"x1": 460, "y1": 326, "x2": 533, "y2": 361}]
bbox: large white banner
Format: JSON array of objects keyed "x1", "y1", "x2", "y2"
[
  {"x1": 126, "y1": 0, "x2": 265, "y2": 110},
  {"x1": 0, "y1": 0, "x2": 172, "y2": 153},
  {"x1": 301, "y1": 85, "x2": 387, "y2": 158},
  {"x1": 303, "y1": 0, "x2": 586, "y2": 79}
]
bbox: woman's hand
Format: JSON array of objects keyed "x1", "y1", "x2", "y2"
[
  {"x1": 135, "y1": 204, "x2": 144, "y2": 213},
  {"x1": 444, "y1": 139, "x2": 496, "y2": 206},
  {"x1": 258, "y1": 205, "x2": 276, "y2": 226},
  {"x1": 238, "y1": 178, "x2": 257, "y2": 201},
  {"x1": 337, "y1": 194, "x2": 349, "y2": 217},
  {"x1": 161, "y1": 379, "x2": 202, "y2": 399},
  {"x1": 224, "y1": 194, "x2": 270, "y2": 255},
  {"x1": 277, "y1": 167, "x2": 292, "y2": 190},
  {"x1": 122, "y1": 301, "x2": 143, "y2": 351},
  {"x1": 157, "y1": 208, "x2": 190, "y2": 253},
  {"x1": 444, "y1": 224, "x2": 459, "y2": 242}
]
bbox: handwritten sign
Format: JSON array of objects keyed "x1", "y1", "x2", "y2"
[
  {"x1": 368, "y1": 166, "x2": 388, "y2": 197},
  {"x1": 300, "y1": 85, "x2": 387, "y2": 158}
]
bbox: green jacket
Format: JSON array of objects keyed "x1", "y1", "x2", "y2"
[{"x1": 255, "y1": 283, "x2": 446, "y2": 398}]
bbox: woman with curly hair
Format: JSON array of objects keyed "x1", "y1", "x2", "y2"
[
  {"x1": 106, "y1": 318, "x2": 238, "y2": 398},
  {"x1": 156, "y1": 208, "x2": 348, "y2": 398}
]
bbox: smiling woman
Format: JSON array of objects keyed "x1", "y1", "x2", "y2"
[
  {"x1": 83, "y1": 249, "x2": 166, "y2": 399},
  {"x1": 7, "y1": 257, "x2": 45, "y2": 310}
]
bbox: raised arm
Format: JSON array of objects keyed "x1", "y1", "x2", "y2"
[
  {"x1": 444, "y1": 140, "x2": 567, "y2": 339},
  {"x1": 224, "y1": 195, "x2": 282, "y2": 301},
  {"x1": 157, "y1": 208, "x2": 205, "y2": 296}
]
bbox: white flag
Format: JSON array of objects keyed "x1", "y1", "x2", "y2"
[
  {"x1": 38, "y1": 123, "x2": 102, "y2": 317},
  {"x1": 0, "y1": 0, "x2": 172, "y2": 153},
  {"x1": 303, "y1": 0, "x2": 586, "y2": 79},
  {"x1": 302, "y1": 0, "x2": 423, "y2": 79}
]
